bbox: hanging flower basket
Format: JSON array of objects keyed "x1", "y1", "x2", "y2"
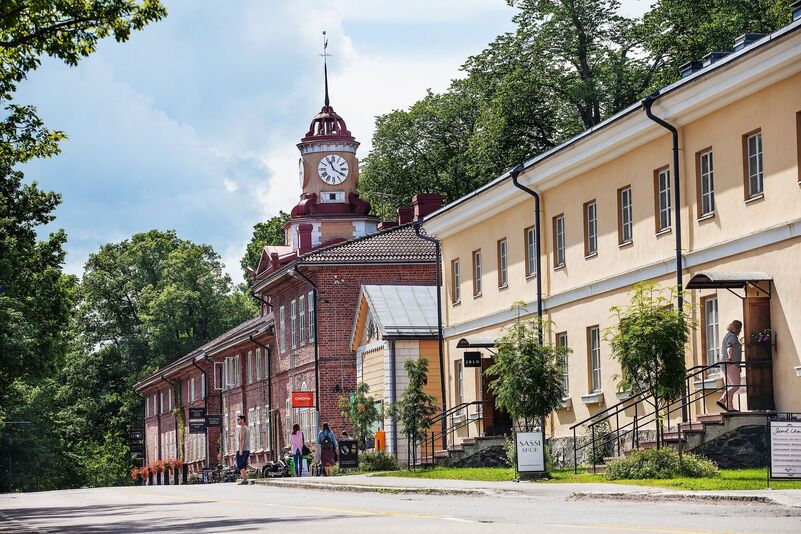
[{"x1": 750, "y1": 328, "x2": 773, "y2": 348}]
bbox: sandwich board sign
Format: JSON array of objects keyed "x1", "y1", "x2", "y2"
[
  {"x1": 515, "y1": 429, "x2": 545, "y2": 474},
  {"x1": 769, "y1": 420, "x2": 801, "y2": 479}
]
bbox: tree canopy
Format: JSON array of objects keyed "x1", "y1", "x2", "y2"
[{"x1": 240, "y1": 210, "x2": 290, "y2": 279}]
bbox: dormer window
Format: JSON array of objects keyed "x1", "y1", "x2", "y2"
[{"x1": 320, "y1": 190, "x2": 345, "y2": 203}]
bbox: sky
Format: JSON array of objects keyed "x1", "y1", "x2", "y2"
[{"x1": 17, "y1": 0, "x2": 651, "y2": 284}]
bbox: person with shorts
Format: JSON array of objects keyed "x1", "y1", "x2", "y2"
[{"x1": 236, "y1": 414, "x2": 251, "y2": 485}]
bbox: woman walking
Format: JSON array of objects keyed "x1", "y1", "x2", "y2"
[
  {"x1": 317, "y1": 422, "x2": 338, "y2": 476},
  {"x1": 290, "y1": 423, "x2": 304, "y2": 477}
]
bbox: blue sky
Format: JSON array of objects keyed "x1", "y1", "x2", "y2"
[{"x1": 17, "y1": 0, "x2": 649, "y2": 283}]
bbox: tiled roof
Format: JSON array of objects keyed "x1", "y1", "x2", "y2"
[{"x1": 300, "y1": 223, "x2": 436, "y2": 264}]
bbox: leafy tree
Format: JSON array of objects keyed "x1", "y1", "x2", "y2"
[
  {"x1": 487, "y1": 303, "x2": 566, "y2": 432},
  {"x1": 605, "y1": 283, "x2": 694, "y2": 447},
  {"x1": 337, "y1": 382, "x2": 381, "y2": 450},
  {"x1": 388, "y1": 358, "x2": 438, "y2": 466},
  {"x1": 240, "y1": 210, "x2": 289, "y2": 277}
]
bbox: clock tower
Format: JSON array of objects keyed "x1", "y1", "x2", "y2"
[{"x1": 287, "y1": 33, "x2": 378, "y2": 253}]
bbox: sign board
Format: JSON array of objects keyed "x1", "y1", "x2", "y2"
[
  {"x1": 291, "y1": 391, "x2": 315, "y2": 408},
  {"x1": 338, "y1": 439, "x2": 359, "y2": 469},
  {"x1": 769, "y1": 421, "x2": 801, "y2": 479},
  {"x1": 128, "y1": 430, "x2": 144, "y2": 442},
  {"x1": 202, "y1": 467, "x2": 213, "y2": 484},
  {"x1": 189, "y1": 422, "x2": 207, "y2": 434},
  {"x1": 129, "y1": 443, "x2": 144, "y2": 454},
  {"x1": 515, "y1": 430, "x2": 545, "y2": 473},
  {"x1": 189, "y1": 408, "x2": 206, "y2": 420},
  {"x1": 205, "y1": 414, "x2": 222, "y2": 427},
  {"x1": 463, "y1": 351, "x2": 482, "y2": 368}
]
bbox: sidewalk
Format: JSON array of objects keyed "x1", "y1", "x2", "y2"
[{"x1": 254, "y1": 473, "x2": 801, "y2": 508}]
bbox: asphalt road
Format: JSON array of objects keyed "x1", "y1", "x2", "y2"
[{"x1": 1, "y1": 482, "x2": 800, "y2": 533}]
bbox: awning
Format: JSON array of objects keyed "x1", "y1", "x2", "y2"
[
  {"x1": 456, "y1": 337, "x2": 498, "y2": 349},
  {"x1": 685, "y1": 271, "x2": 772, "y2": 289}
]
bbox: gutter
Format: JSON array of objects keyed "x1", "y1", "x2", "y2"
[{"x1": 250, "y1": 335, "x2": 274, "y2": 461}]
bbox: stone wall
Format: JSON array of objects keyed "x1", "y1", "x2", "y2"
[{"x1": 691, "y1": 424, "x2": 768, "y2": 468}]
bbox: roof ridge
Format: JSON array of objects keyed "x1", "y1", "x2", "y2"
[{"x1": 299, "y1": 221, "x2": 417, "y2": 259}]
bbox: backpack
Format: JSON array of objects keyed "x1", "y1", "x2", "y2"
[{"x1": 320, "y1": 432, "x2": 334, "y2": 449}]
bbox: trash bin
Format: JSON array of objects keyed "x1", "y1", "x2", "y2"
[{"x1": 375, "y1": 430, "x2": 386, "y2": 451}]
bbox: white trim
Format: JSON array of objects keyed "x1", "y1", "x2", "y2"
[
  {"x1": 580, "y1": 392, "x2": 605, "y2": 405},
  {"x1": 444, "y1": 217, "x2": 801, "y2": 338},
  {"x1": 794, "y1": 366, "x2": 801, "y2": 377}
]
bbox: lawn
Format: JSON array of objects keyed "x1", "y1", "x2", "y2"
[{"x1": 372, "y1": 466, "x2": 801, "y2": 490}]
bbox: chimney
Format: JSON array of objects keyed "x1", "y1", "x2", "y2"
[
  {"x1": 270, "y1": 252, "x2": 280, "y2": 271},
  {"x1": 791, "y1": 0, "x2": 801, "y2": 21},
  {"x1": 412, "y1": 193, "x2": 444, "y2": 222},
  {"x1": 377, "y1": 220, "x2": 398, "y2": 231},
  {"x1": 298, "y1": 223, "x2": 313, "y2": 254},
  {"x1": 701, "y1": 51, "x2": 729, "y2": 67},
  {"x1": 733, "y1": 33, "x2": 764, "y2": 52},
  {"x1": 678, "y1": 60, "x2": 703, "y2": 78},
  {"x1": 397, "y1": 206, "x2": 414, "y2": 225}
]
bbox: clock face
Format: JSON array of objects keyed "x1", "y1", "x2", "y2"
[
  {"x1": 298, "y1": 158, "x2": 304, "y2": 187},
  {"x1": 318, "y1": 154, "x2": 349, "y2": 185}
]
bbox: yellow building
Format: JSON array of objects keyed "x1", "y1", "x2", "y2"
[{"x1": 422, "y1": 18, "x2": 801, "y2": 456}]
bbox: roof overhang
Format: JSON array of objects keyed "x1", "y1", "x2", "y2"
[
  {"x1": 456, "y1": 337, "x2": 498, "y2": 349},
  {"x1": 686, "y1": 271, "x2": 772, "y2": 289}
]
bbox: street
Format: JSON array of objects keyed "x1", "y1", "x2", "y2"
[{"x1": 1, "y1": 482, "x2": 800, "y2": 533}]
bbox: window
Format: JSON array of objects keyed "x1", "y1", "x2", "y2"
[
  {"x1": 583, "y1": 201, "x2": 597, "y2": 256},
  {"x1": 320, "y1": 190, "x2": 345, "y2": 203},
  {"x1": 525, "y1": 226, "x2": 536, "y2": 277},
  {"x1": 299, "y1": 295, "x2": 306, "y2": 345},
  {"x1": 278, "y1": 305, "x2": 286, "y2": 354},
  {"x1": 587, "y1": 326, "x2": 601, "y2": 392},
  {"x1": 247, "y1": 350, "x2": 253, "y2": 384},
  {"x1": 451, "y1": 259, "x2": 461, "y2": 304},
  {"x1": 248, "y1": 408, "x2": 256, "y2": 451},
  {"x1": 654, "y1": 167, "x2": 671, "y2": 232},
  {"x1": 702, "y1": 296, "x2": 720, "y2": 365},
  {"x1": 201, "y1": 373, "x2": 206, "y2": 399},
  {"x1": 255, "y1": 348, "x2": 261, "y2": 381},
  {"x1": 472, "y1": 250, "x2": 482, "y2": 297},
  {"x1": 497, "y1": 238, "x2": 508, "y2": 288},
  {"x1": 168, "y1": 388, "x2": 173, "y2": 411},
  {"x1": 743, "y1": 129, "x2": 763, "y2": 198},
  {"x1": 556, "y1": 332, "x2": 569, "y2": 396},
  {"x1": 692, "y1": 149, "x2": 715, "y2": 218},
  {"x1": 264, "y1": 405, "x2": 271, "y2": 451},
  {"x1": 190, "y1": 377, "x2": 196, "y2": 403},
  {"x1": 214, "y1": 362, "x2": 223, "y2": 391},
  {"x1": 455, "y1": 360, "x2": 464, "y2": 405},
  {"x1": 255, "y1": 407, "x2": 262, "y2": 450},
  {"x1": 618, "y1": 186, "x2": 633, "y2": 244},
  {"x1": 290, "y1": 299, "x2": 297, "y2": 349},
  {"x1": 553, "y1": 214, "x2": 565, "y2": 268},
  {"x1": 146, "y1": 396, "x2": 150, "y2": 417},
  {"x1": 307, "y1": 291, "x2": 315, "y2": 342}
]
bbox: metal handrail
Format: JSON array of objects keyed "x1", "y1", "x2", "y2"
[{"x1": 414, "y1": 400, "x2": 492, "y2": 469}]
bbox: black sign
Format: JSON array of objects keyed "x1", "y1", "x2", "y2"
[
  {"x1": 189, "y1": 408, "x2": 206, "y2": 420},
  {"x1": 189, "y1": 422, "x2": 207, "y2": 434},
  {"x1": 129, "y1": 443, "x2": 144, "y2": 454},
  {"x1": 338, "y1": 439, "x2": 359, "y2": 469},
  {"x1": 128, "y1": 430, "x2": 144, "y2": 442},
  {"x1": 205, "y1": 414, "x2": 222, "y2": 427},
  {"x1": 464, "y1": 351, "x2": 482, "y2": 368}
]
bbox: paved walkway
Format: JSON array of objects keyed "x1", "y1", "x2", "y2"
[{"x1": 255, "y1": 473, "x2": 801, "y2": 508}]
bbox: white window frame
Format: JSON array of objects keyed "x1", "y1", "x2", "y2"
[
  {"x1": 290, "y1": 299, "x2": 297, "y2": 349},
  {"x1": 704, "y1": 296, "x2": 721, "y2": 365},
  {"x1": 201, "y1": 373, "x2": 206, "y2": 399},
  {"x1": 557, "y1": 332, "x2": 569, "y2": 396},
  {"x1": 452, "y1": 259, "x2": 461, "y2": 304},
  {"x1": 214, "y1": 362, "x2": 223, "y2": 391},
  {"x1": 589, "y1": 326, "x2": 602, "y2": 393},
  {"x1": 585, "y1": 201, "x2": 597, "y2": 255},
  {"x1": 657, "y1": 168, "x2": 671, "y2": 231},
  {"x1": 555, "y1": 215, "x2": 566, "y2": 267},
  {"x1": 455, "y1": 360, "x2": 464, "y2": 405},
  {"x1": 168, "y1": 388, "x2": 173, "y2": 411},
  {"x1": 265, "y1": 405, "x2": 271, "y2": 451},
  {"x1": 746, "y1": 131, "x2": 764, "y2": 197},
  {"x1": 146, "y1": 396, "x2": 150, "y2": 418},
  {"x1": 497, "y1": 238, "x2": 508, "y2": 288},
  {"x1": 526, "y1": 226, "x2": 536, "y2": 277},
  {"x1": 620, "y1": 187, "x2": 633, "y2": 244},
  {"x1": 299, "y1": 295, "x2": 306, "y2": 345},
  {"x1": 307, "y1": 291, "x2": 315, "y2": 342},
  {"x1": 700, "y1": 150, "x2": 715, "y2": 216},
  {"x1": 247, "y1": 350, "x2": 253, "y2": 384},
  {"x1": 279, "y1": 305, "x2": 286, "y2": 354},
  {"x1": 255, "y1": 348, "x2": 261, "y2": 381},
  {"x1": 472, "y1": 250, "x2": 482, "y2": 296},
  {"x1": 190, "y1": 377, "x2": 195, "y2": 403}
]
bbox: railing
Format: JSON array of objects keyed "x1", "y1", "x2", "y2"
[
  {"x1": 569, "y1": 360, "x2": 772, "y2": 473},
  {"x1": 409, "y1": 400, "x2": 491, "y2": 469}
]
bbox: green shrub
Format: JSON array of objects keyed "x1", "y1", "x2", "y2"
[
  {"x1": 605, "y1": 448, "x2": 718, "y2": 480},
  {"x1": 188, "y1": 473, "x2": 202, "y2": 484},
  {"x1": 360, "y1": 450, "x2": 399, "y2": 472},
  {"x1": 503, "y1": 435, "x2": 516, "y2": 467}
]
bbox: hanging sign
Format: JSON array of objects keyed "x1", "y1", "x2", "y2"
[
  {"x1": 769, "y1": 421, "x2": 801, "y2": 479},
  {"x1": 291, "y1": 391, "x2": 315, "y2": 408},
  {"x1": 128, "y1": 430, "x2": 144, "y2": 442},
  {"x1": 189, "y1": 422, "x2": 207, "y2": 434},
  {"x1": 189, "y1": 408, "x2": 206, "y2": 420},
  {"x1": 463, "y1": 351, "x2": 482, "y2": 368},
  {"x1": 205, "y1": 414, "x2": 222, "y2": 427},
  {"x1": 515, "y1": 430, "x2": 545, "y2": 473}
]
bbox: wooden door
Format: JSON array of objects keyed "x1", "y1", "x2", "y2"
[
  {"x1": 480, "y1": 358, "x2": 513, "y2": 436},
  {"x1": 743, "y1": 297, "x2": 774, "y2": 410}
]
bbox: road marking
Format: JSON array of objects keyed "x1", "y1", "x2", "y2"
[{"x1": 547, "y1": 523, "x2": 758, "y2": 534}]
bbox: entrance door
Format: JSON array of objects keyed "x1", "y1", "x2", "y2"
[
  {"x1": 480, "y1": 358, "x2": 513, "y2": 436},
  {"x1": 743, "y1": 297, "x2": 774, "y2": 410}
]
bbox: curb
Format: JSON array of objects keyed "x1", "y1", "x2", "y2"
[
  {"x1": 253, "y1": 479, "x2": 513, "y2": 497},
  {"x1": 568, "y1": 491, "x2": 787, "y2": 507}
]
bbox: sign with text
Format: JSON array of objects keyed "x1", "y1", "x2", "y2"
[
  {"x1": 769, "y1": 421, "x2": 801, "y2": 479},
  {"x1": 515, "y1": 430, "x2": 545, "y2": 473},
  {"x1": 189, "y1": 408, "x2": 206, "y2": 420},
  {"x1": 129, "y1": 443, "x2": 144, "y2": 454},
  {"x1": 128, "y1": 430, "x2": 144, "y2": 442},
  {"x1": 291, "y1": 391, "x2": 315, "y2": 408},
  {"x1": 189, "y1": 422, "x2": 207, "y2": 434},
  {"x1": 463, "y1": 351, "x2": 482, "y2": 368},
  {"x1": 338, "y1": 439, "x2": 359, "y2": 469},
  {"x1": 205, "y1": 414, "x2": 222, "y2": 427}
]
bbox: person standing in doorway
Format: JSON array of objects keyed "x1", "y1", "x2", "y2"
[
  {"x1": 290, "y1": 423, "x2": 304, "y2": 477},
  {"x1": 717, "y1": 320, "x2": 743, "y2": 412},
  {"x1": 236, "y1": 414, "x2": 251, "y2": 485},
  {"x1": 317, "y1": 422, "x2": 338, "y2": 476}
]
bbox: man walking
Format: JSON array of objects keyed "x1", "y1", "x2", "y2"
[{"x1": 236, "y1": 414, "x2": 251, "y2": 485}]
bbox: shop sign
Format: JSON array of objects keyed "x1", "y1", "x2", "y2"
[
  {"x1": 128, "y1": 430, "x2": 144, "y2": 442},
  {"x1": 189, "y1": 408, "x2": 206, "y2": 420},
  {"x1": 463, "y1": 351, "x2": 482, "y2": 368},
  {"x1": 338, "y1": 439, "x2": 358, "y2": 469},
  {"x1": 291, "y1": 391, "x2": 315, "y2": 408},
  {"x1": 515, "y1": 430, "x2": 545, "y2": 473},
  {"x1": 129, "y1": 443, "x2": 144, "y2": 454},
  {"x1": 205, "y1": 414, "x2": 222, "y2": 427},
  {"x1": 189, "y1": 422, "x2": 207, "y2": 434},
  {"x1": 769, "y1": 421, "x2": 801, "y2": 479}
]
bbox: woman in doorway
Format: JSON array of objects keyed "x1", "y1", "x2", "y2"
[
  {"x1": 317, "y1": 422, "x2": 338, "y2": 476},
  {"x1": 717, "y1": 320, "x2": 743, "y2": 412},
  {"x1": 290, "y1": 423, "x2": 304, "y2": 477}
]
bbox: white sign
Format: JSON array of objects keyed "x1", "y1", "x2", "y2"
[
  {"x1": 516, "y1": 431, "x2": 545, "y2": 473},
  {"x1": 770, "y1": 421, "x2": 801, "y2": 479}
]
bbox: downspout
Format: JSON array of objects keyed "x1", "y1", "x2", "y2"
[
  {"x1": 389, "y1": 339, "x2": 398, "y2": 458},
  {"x1": 643, "y1": 93, "x2": 687, "y2": 424},
  {"x1": 160, "y1": 375, "x2": 180, "y2": 460},
  {"x1": 413, "y1": 220, "x2": 448, "y2": 450},
  {"x1": 288, "y1": 268, "x2": 320, "y2": 414},
  {"x1": 250, "y1": 336, "x2": 273, "y2": 461},
  {"x1": 510, "y1": 163, "x2": 544, "y2": 345},
  {"x1": 190, "y1": 359, "x2": 208, "y2": 468}
]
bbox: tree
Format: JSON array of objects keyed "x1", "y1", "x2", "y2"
[
  {"x1": 240, "y1": 211, "x2": 289, "y2": 278},
  {"x1": 605, "y1": 283, "x2": 694, "y2": 447},
  {"x1": 337, "y1": 382, "x2": 381, "y2": 450},
  {"x1": 388, "y1": 358, "x2": 438, "y2": 466},
  {"x1": 486, "y1": 303, "x2": 566, "y2": 432}
]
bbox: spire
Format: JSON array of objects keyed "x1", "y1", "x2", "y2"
[{"x1": 321, "y1": 31, "x2": 330, "y2": 107}]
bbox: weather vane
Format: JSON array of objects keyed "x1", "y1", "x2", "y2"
[{"x1": 321, "y1": 30, "x2": 331, "y2": 107}]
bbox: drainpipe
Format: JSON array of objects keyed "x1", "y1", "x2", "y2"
[
  {"x1": 510, "y1": 163, "x2": 544, "y2": 345},
  {"x1": 160, "y1": 374, "x2": 180, "y2": 460},
  {"x1": 389, "y1": 339, "x2": 398, "y2": 458},
  {"x1": 642, "y1": 93, "x2": 687, "y2": 424},
  {"x1": 250, "y1": 336, "x2": 273, "y2": 460},
  {"x1": 287, "y1": 268, "x2": 320, "y2": 414},
  {"x1": 190, "y1": 359, "x2": 208, "y2": 468},
  {"x1": 413, "y1": 220, "x2": 448, "y2": 450}
]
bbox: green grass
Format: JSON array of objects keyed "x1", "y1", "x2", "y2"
[{"x1": 372, "y1": 466, "x2": 801, "y2": 490}]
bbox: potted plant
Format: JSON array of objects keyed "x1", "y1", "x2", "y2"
[{"x1": 750, "y1": 328, "x2": 773, "y2": 349}]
